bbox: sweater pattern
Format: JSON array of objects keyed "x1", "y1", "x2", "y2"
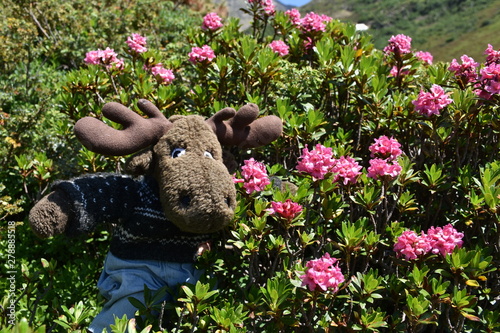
[{"x1": 52, "y1": 173, "x2": 211, "y2": 263}]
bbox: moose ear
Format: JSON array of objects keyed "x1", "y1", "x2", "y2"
[{"x1": 125, "y1": 148, "x2": 154, "y2": 176}]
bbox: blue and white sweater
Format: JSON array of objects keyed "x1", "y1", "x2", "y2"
[{"x1": 52, "y1": 173, "x2": 212, "y2": 263}]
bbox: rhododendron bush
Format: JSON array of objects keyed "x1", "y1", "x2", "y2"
[{"x1": 1, "y1": 0, "x2": 500, "y2": 332}]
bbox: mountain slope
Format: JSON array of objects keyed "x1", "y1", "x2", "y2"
[{"x1": 300, "y1": 0, "x2": 500, "y2": 62}]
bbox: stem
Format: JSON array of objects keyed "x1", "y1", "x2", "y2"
[
  {"x1": 305, "y1": 290, "x2": 319, "y2": 331},
  {"x1": 382, "y1": 179, "x2": 389, "y2": 231}
]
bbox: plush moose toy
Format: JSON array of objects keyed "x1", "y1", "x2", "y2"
[{"x1": 29, "y1": 99, "x2": 282, "y2": 332}]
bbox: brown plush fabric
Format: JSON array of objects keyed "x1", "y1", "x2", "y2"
[
  {"x1": 125, "y1": 148, "x2": 154, "y2": 176},
  {"x1": 153, "y1": 115, "x2": 236, "y2": 233},
  {"x1": 206, "y1": 103, "x2": 283, "y2": 148},
  {"x1": 29, "y1": 191, "x2": 73, "y2": 238},
  {"x1": 74, "y1": 100, "x2": 172, "y2": 156}
]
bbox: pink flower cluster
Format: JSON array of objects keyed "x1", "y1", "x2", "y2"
[
  {"x1": 366, "y1": 136, "x2": 403, "y2": 180},
  {"x1": 126, "y1": 33, "x2": 147, "y2": 54},
  {"x1": 148, "y1": 63, "x2": 175, "y2": 85},
  {"x1": 268, "y1": 40, "x2": 289, "y2": 56},
  {"x1": 285, "y1": 9, "x2": 332, "y2": 33},
  {"x1": 367, "y1": 158, "x2": 402, "y2": 180},
  {"x1": 285, "y1": 8, "x2": 301, "y2": 25},
  {"x1": 369, "y1": 136, "x2": 402, "y2": 161},
  {"x1": 480, "y1": 45, "x2": 500, "y2": 99},
  {"x1": 189, "y1": 45, "x2": 216, "y2": 63},
  {"x1": 300, "y1": 253, "x2": 344, "y2": 292},
  {"x1": 383, "y1": 34, "x2": 412, "y2": 55},
  {"x1": 268, "y1": 199, "x2": 303, "y2": 222},
  {"x1": 248, "y1": 0, "x2": 275, "y2": 16},
  {"x1": 455, "y1": 45, "x2": 500, "y2": 100},
  {"x1": 300, "y1": 12, "x2": 332, "y2": 32},
  {"x1": 297, "y1": 137, "x2": 404, "y2": 183},
  {"x1": 478, "y1": 63, "x2": 500, "y2": 99},
  {"x1": 415, "y1": 51, "x2": 433, "y2": 65},
  {"x1": 426, "y1": 224, "x2": 465, "y2": 257},
  {"x1": 234, "y1": 158, "x2": 271, "y2": 194},
  {"x1": 394, "y1": 230, "x2": 432, "y2": 260},
  {"x1": 485, "y1": 44, "x2": 500, "y2": 65},
  {"x1": 202, "y1": 12, "x2": 223, "y2": 31},
  {"x1": 84, "y1": 47, "x2": 124, "y2": 70},
  {"x1": 296, "y1": 144, "x2": 336, "y2": 180},
  {"x1": 448, "y1": 55, "x2": 479, "y2": 85},
  {"x1": 412, "y1": 84, "x2": 453, "y2": 117},
  {"x1": 330, "y1": 156, "x2": 362, "y2": 185},
  {"x1": 394, "y1": 224, "x2": 464, "y2": 260}
]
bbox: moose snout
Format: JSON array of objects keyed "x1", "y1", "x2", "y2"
[
  {"x1": 158, "y1": 156, "x2": 237, "y2": 234},
  {"x1": 179, "y1": 192, "x2": 233, "y2": 210},
  {"x1": 170, "y1": 187, "x2": 235, "y2": 233},
  {"x1": 179, "y1": 194, "x2": 191, "y2": 208}
]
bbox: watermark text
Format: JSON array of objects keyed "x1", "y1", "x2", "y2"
[{"x1": 6, "y1": 221, "x2": 17, "y2": 326}]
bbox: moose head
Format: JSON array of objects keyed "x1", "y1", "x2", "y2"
[{"x1": 73, "y1": 99, "x2": 283, "y2": 234}]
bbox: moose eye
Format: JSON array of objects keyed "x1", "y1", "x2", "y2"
[
  {"x1": 171, "y1": 148, "x2": 186, "y2": 158},
  {"x1": 204, "y1": 151, "x2": 213, "y2": 159}
]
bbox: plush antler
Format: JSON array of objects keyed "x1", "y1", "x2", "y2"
[
  {"x1": 206, "y1": 103, "x2": 283, "y2": 148},
  {"x1": 74, "y1": 99, "x2": 172, "y2": 156}
]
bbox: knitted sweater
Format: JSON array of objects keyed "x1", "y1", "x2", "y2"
[{"x1": 52, "y1": 173, "x2": 212, "y2": 263}]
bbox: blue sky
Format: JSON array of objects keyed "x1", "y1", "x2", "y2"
[{"x1": 279, "y1": 0, "x2": 311, "y2": 7}]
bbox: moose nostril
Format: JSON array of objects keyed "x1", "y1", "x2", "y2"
[{"x1": 180, "y1": 195, "x2": 191, "y2": 208}]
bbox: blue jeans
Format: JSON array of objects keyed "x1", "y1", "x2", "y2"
[{"x1": 88, "y1": 252, "x2": 203, "y2": 332}]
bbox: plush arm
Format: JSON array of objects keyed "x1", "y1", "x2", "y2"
[
  {"x1": 29, "y1": 174, "x2": 137, "y2": 238},
  {"x1": 29, "y1": 190, "x2": 73, "y2": 238}
]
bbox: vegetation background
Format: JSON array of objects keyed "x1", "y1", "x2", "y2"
[{"x1": 0, "y1": 0, "x2": 499, "y2": 332}]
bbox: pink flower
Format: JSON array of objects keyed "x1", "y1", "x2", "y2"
[
  {"x1": 331, "y1": 156, "x2": 362, "y2": 185},
  {"x1": 369, "y1": 136, "x2": 402, "y2": 161},
  {"x1": 427, "y1": 224, "x2": 464, "y2": 257},
  {"x1": 415, "y1": 51, "x2": 433, "y2": 65},
  {"x1": 296, "y1": 144, "x2": 336, "y2": 180},
  {"x1": 300, "y1": 12, "x2": 330, "y2": 32},
  {"x1": 300, "y1": 253, "x2": 344, "y2": 292},
  {"x1": 237, "y1": 158, "x2": 270, "y2": 194},
  {"x1": 126, "y1": 33, "x2": 147, "y2": 54},
  {"x1": 83, "y1": 50, "x2": 102, "y2": 65},
  {"x1": 394, "y1": 224, "x2": 464, "y2": 260},
  {"x1": 394, "y1": 230, "x2": 432, "y2": 260},
  {"x1": 478, "y1": 63, "x2": 500, "y2": 98},
  {"x1": 320, "y1": 14, "x2": 333, "y2": 23},
  {"x1": 248, "y1": 0, "x2": 275, "y2": 16},
  {"x1": 485, "y1": 44, "x2": 500, "y2": 65},
  {"x1": 285, "y1": 8, "x2": 301, "y2": 25},
  {"x1": 262, "y1": 0, "x2": 275, "y2": 15},
  {"x1": 389, "y1": 65, "x2": 410, "y2": 77},
  {"x1": 303, "y1": 37, "x2": 314, "y2": 50},
  {"x1": 149, "y1": 63, "x2": 175, "y2": 85},
  {"x1": 412, "y1": 84, "x2": 453, "y2": 117},
  {"x1": 268, "y1": 40, "x2": 289, "y2": 56},
  {"x1": 189, "y1": 45, "x2": 216, "y2": 63},
  {"x1": 268, "y1": 199, "x2": 303, "y2": 221},
  {"x1": 84, "y1": 48, "x2": 124, "y2": 70},
  {"x1": 367, "y1": 158, "x2": 402, "y2": 180},
  {"x1": 202, "y1": 12, "x2": 223, "y2": 31},
  {"x1": 448, "y1": 55, "x2": 479, "y2": 84},
  {"x1": 384, "y1": 34, "x2": 412, "y2": 55}
]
